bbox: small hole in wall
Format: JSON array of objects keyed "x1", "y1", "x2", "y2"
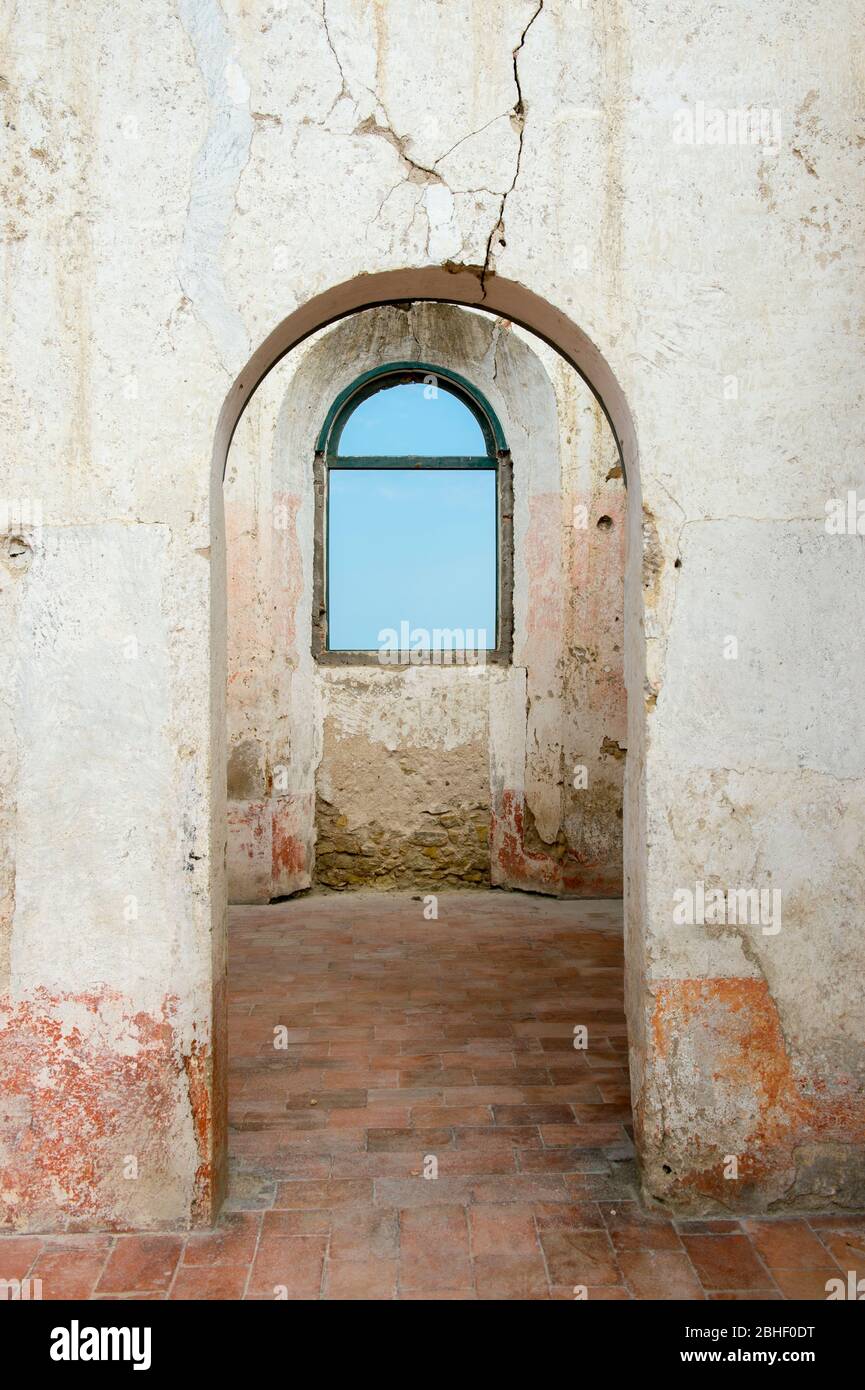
[
  {"x1": 662, "y1": 1163, "x2": 672, "y2": 1174},
  {"x1": 596, "y1": 515, "x2": 613, "y2": 531},
  {"x1": 674, "y1": 557, "x2": 682, "y2": 569},
  {"x1": 6, "y1": 536, "x2": 32, "y2": 571}
]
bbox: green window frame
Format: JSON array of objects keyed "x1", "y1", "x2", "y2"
[{"x1": 311, "y1": 362, "x2": 514, "y2": 665}]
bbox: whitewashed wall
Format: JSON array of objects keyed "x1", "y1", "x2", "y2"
[{"x1": 1, "y1": 0, "x2": 862, "y2": 1227}]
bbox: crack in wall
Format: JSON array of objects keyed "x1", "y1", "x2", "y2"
[
  {"x1": 322, "y1": 1, "x2": 442, "y2": 185},
  {"x1": 481, "y1": 316, "x2": 503, "y2": 381},
  {"x1": 321, "y1": 0, "x2": 351, "y2": 111},
  {"x1": 356, "y1": 115, "x2": 441, "y2": 182},
  {"x1": 481, "y1": 0, "x2": 544, "y2": 293},
  {"x1": 321, "y1": 0, "x2": 543, "y2": 263}
]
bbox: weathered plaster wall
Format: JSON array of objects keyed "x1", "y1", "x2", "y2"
[
  {"x1": 315, "y1": 668, "x2": 492, "y2": 890},
  {"x1": 2, "y1": 0, "x2": 863, "y2": 1226},
  {"x1": 223, "y1": 302, "x2": 624, "y2": 899},
  {"x1": 1, "y1": 0, "x2": 228, "y2": 1230},
  {"x1": 507, "y1": 330, "x2": 627, "y2": 895}
]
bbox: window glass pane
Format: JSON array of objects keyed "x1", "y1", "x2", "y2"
[
  {"x1": 327, "y1": 470, "x2": 496, "y2": 651},
  {"x1": 336, "y1": 381, "x2": 487, "y2": 456}
]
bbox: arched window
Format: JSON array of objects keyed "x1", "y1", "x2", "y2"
[{"x1": 312, "y1": 363, "x2": 513, "y2": 665}]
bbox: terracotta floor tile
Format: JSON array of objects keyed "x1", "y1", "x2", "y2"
[
  {"x1": 541, "y1": 1123, "x2": 624, "y2": 1147},
  {"x1": 368, "y1": 1127, "x2": 453, "y2": 1152},
  {"x1": 605, "y1": 1202, "x2": 683, "y2": 1252},
  {"x1": 771, "y1": 1267, "x2": 848, "y2": 1300},
  {"x1": 30, "y1": 1250, "x2": 109, "y2": 1300},
  {"x1": 411, "y1": 1105, "x2": 493, "y2": 1126},
  {"x1": 618, "y1": 1250, "x2": 705, "y2": 1300},
  {"x1": 680, "y1": 1234, "x2": 775, "y2": 1291},
  {"x1": 247, "y1": 1235, "x2": 327, "y2": 1298},
  {"x1": 743, "y1": 1218, "x2": 840, "y2": 1271},
  {"x1": 325, "y1": 1258, "x2": 398, "y2": 1299},
  {"x1": 261, "y1": 1209, "x2": 331, "y2": 1236},
  {"x1": 551, "y1": 1284, "x2": 630, "y2": 1299},
  {"x1": 814, "y1": 1229, "x2": 865, "y2": 1271},
  {"x1": 539, "y1": 1229, "x2": 620, "y2": 1286},
  {"x1": 493, "y1": 1104, "x2": 575, "y2": 1126},
  {"x1": 329, "y1": 1206, "x2": 399, "y2": 1261},
  {"x1": 470, "y1": 1175, "x2": 571, "y2": 1204},
  {"x1": 273, "y1": 1179, "x2": 372, "y2": 1209},
  {"x1": 710, "y1": 1290, "x2": 782, "y2": 1301},
  {"x1": 469, "y1": 1204, "x2": 539, "y2": 1258},
  {"x1": 96, "y1": 1236, "x2": 183, "y2": 1295},
  {"x1": 182, "y1": 1211, "x2": 260, "y2": 1267},
  {"x1": 94, "y1": 1292, "x2": 166, "y2": 1301},
  {"x1": 453, "y1": 1125, "x2": 541, "y2": 1150},
  {"x1": 807, "y1": 1215, "x2": 865, "y2": 1232},
  {"x1": 675, "y1": 1219, "x2": 741, "y2": 1235},
  {"x1": 399, "y1": 1207, "x2": 471, "y2": 1290},
  {"x1": 533, "y1": 1202, "x2": 605, "y2": 1231},
  {"x1": 375, "y1": 1176, "x2": 474, "y2": 1208},
  {"x1": 0, "y1": 1237, "x2": 42, "y2": 1279},
  {"x1": 170, "y1": 1265, "x2": 249, "y2": 1299},
  {"x1": 519, "y1": 1148, "x2": 610, "y2": 1174},
  {"x1": 4, "y1": 893, "x2": 849, "y2": 1302},
  {"x1": 399, "y1": 1287, "x2": 476, "y2": 1300},
  {"x1": 473, "y1": 1254, "x2": 549, "y2": 1300}
]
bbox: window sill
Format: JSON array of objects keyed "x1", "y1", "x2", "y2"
[{"x1": 314, "y1": 650, "x2": 511, "y2": 668}]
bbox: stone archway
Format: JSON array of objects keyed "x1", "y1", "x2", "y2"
[
  {"x1": 213, "y1": 269, "x2": 637, "y2": 478},
  {"x1": 211, "y1": 268, "x2": 646, "y2": 1210}
]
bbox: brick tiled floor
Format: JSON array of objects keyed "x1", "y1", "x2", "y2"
[{"x1": 2, "y1": 891, "x2": 863, "y2": 1300}]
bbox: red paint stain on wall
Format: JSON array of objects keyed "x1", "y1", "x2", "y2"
[
  {"x1": 0, "y1": 988, "x2": 216, "y2": 1232},
  {"x1": 647, "y1": 977, "x2": 865, "y2": 1203},
  {"x1": 229, "y1": 801, "x2": 268, "y2": 862},
  {"x1": 491, "y1": 788, "x2": 622, "y2": 897},
  {"x1": 492, "y1": 789, "x2": 559, "y2": 892},
  {"x1": 272, "y1": 821, "x2": 305, "y2": 879},
  {"x1": 181, "y1": 1037, "x2": 214, "y2": 1223},
  {"x1": 271, "y1": 793, "x2": 314, "y2": 897}
]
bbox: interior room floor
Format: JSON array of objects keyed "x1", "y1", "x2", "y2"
[{"x1": 1, "y1": 891, "x2": 860, "y2": 1299}]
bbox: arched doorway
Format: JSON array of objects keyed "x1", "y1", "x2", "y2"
[{"x1": 211, "y1": 268, "x2": 645, "y2": 1216}]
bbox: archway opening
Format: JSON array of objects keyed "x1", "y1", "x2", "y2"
[{"x1": 213, "y1": 271, "x2": 645, "y2": 1278}]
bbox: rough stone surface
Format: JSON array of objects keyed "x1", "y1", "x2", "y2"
[{"x1": 315, "y1": 796, "x2": 490, "y2": 891}]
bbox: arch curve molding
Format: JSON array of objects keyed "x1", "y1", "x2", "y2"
[{"x1": 213, "y1": 268, "x2": 637, "y2": 488}]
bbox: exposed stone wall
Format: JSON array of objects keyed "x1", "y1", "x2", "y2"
[
  {"x1": 314, "y1": 670, "x2": 491, "y2": 890},
  {"x1": 315, "y1": 798, "x2": 489, "y2": 890}
]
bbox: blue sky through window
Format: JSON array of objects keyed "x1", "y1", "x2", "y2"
[
  {"x1": 327, "y1": 382, "x2": 497, "y2": 651},
  {"x1": 336, "y1": 381, "x2": 487, "y2": 456}
]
